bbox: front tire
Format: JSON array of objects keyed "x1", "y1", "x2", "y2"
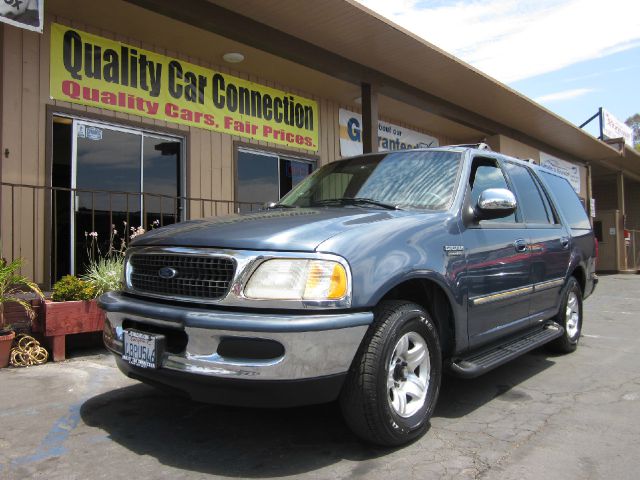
[
  {"x1": 339, "y1": 301, "x2": 442, "y2": 446},
  {"x1": 547, "y1": 276, "x2": 583, "y2": 353}
]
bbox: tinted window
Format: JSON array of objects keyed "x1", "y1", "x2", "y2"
[
  {"x1": 470, "y1": 160, "x2": 516, "y2": 223},
  {"x1": 236, "y1": 150, "x2": 279, "y2": 212},
  {"x1": 143, "y1": 137, "x2": 181, "y2": 227},
  {"x1": 504, "y1": 162, "x2": 553, "y2": 224},
  {"x1": 538, "y1": 171, "x2": 590, "y2": 229},
  {"x1": 236, "y1": 150, "x2": 315, "y2": 212},
  {"x1": 280, "y1": 159, "x2": 314, "y2": 195}
]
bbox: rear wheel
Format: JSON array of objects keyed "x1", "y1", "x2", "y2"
[
  {"x1": 339, "y1": 301, "x2": 442, "y2": 446},
  {"x1": 547, "y1": 276, "x2": 582, "y2": 353}
]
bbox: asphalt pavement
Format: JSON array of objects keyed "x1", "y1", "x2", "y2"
[{"x1": 1, "y1": 274, "x2": 639, "y2": 479}]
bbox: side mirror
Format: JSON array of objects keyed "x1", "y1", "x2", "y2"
[{"x1": 475, "y1": 188, "x2": 517, "y2": 220}]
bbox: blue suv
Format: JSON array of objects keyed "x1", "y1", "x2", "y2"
[{"x1": 99, "y1": 146, "x2": 597, "y2": 446}]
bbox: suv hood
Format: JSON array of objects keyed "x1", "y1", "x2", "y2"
[{"x1": 132, "y1": 208, "x2": 424, "y2": 251}]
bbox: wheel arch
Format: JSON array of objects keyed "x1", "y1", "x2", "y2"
[
  {"x1": 570, "y1": 264, "x2": 586, "y2": 296},
  {"x1": 377, "y1": 276, "x2": 459, "y2": 357}
]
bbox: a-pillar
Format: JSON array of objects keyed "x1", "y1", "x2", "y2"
[{"x1": 361, "y1": 82, "x2": 378, "y2": 154}]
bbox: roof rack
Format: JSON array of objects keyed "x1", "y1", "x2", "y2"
[{"x1": 445, "y1": 142, "x2": 492, "y2": 151}]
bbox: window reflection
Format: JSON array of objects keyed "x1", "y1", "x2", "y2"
[
  {"x1": 75, "y1": 127, "x2": 142, "y2": 273},
  {"x1": 143, "y1": 137, "x2": 181, "y2": 227},
  {"x1": 236, "y1": 150, "x2": 315, "y2": 212},
  {"x1": 236, "y1": 151, "x2": 279, "y2": 212}
]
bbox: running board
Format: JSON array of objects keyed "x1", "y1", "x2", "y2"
[{"x1": 449, "y1": 323, "x2": 564, "y2": 379}]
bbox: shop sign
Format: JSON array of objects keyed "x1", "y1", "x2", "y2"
[
  {"x1": 0, "y1": 0, "x2": 43, "y2": 32},
  {"x1": 50, "y1": 24, "x2": 319, "y2": 152},
  {"x1": 601, "y1": 109, "x2": 633, "y2": 147},
  {"x1": 539, "y1": 152, "x2": 581, "y2": 194},
  {"x1": 339, "y1": 109, "x2": 438, "y2": 157}
]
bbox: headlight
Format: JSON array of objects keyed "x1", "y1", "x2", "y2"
[
  {"x1": 244, "y1": 259, "x2": 348, "y2": 301},
  {"x1": 123, "y1": 254, "x2": 133, "y2": 288}
]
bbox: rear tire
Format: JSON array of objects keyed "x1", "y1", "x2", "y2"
[
  {"x1": 547, "y1": 277, "x2": 582, "y2": 353},
  {"x1": 339, "y1": 301, "x2": 442, "y2": 446}
]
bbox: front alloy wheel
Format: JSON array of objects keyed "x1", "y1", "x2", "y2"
[
  {"x1": 340, "y1": 301, "x2": 442, "y2": 446},
  {"x1": 387, "y1": 332, "x2": 431, "y2": 418}
]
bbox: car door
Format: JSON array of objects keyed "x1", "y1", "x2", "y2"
[
  {"x1": 502, "y1": 161, "x2": 570, "y2": 322},
  {"x1": 461, "y1": 156, "x2": 533, "y2": 349}
]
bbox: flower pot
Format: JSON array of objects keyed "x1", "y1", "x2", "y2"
[{"x1": 0, "y1": 330, "x2": 16, "y2": 368}]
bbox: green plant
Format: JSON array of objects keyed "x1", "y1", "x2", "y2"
[
  {"x1": 51, "y1": 275, "x2": 97, "y2": 302},
  {"x1": 80, "y1": 256, "x2": 124, "y2": 297},
  {"x1": 0, "y1": 258, "x2": 45, "y2": 333},
  {"x1": 78, "y1": 220, "x2": 158, "y2": 297}
]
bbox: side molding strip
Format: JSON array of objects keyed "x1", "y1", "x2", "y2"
[
  {"x1": 533, "y1": 278, "x2": 564, "y2": 292},
  {"x1": 470, "y1": 277, "x2": 565, "y2": 306},
  {"x1": 471, "y1": 286, "x2": 534, "y2": 306}
]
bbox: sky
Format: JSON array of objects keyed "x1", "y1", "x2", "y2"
[{"x1": 355, "y1": 0, "x2": 640, "y2": 139}]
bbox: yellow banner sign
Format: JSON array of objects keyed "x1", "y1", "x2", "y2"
[{"x1": 50, "y1": 23, "x2": 319, "y2": 151}]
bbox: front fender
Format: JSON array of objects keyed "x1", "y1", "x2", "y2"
[
  {"x1": 316, "y1": 212, "x2": 468, "y2": 351},
  {"x1": 368, "y1": 269, "x2": 468, "y2": 353}
]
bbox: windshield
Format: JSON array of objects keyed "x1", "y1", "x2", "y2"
[{"x1": 278, "y1": 150, "x2": 461, "y2": 210}]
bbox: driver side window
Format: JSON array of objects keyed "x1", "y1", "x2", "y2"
[{"x1": 469, "y1": 158, "x2": 517, "y2": 223}]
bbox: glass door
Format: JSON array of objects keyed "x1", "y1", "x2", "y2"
[
  {"x1": 142, "y1": 136, "x2": 182, "y2": 228},
  {"x1": 52, "y1": 117, "x2": 182, "y2": 278},
  {"x1": 72, "y1": 121, "x2": 142, "y2": 274}
]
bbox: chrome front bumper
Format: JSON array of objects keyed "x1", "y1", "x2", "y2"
[{"x1": 99, "y1": 292, "x2": 372, "y2": 382}]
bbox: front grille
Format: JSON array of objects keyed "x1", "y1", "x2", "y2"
[{"x1": 129, "y1": 254, "x2": 235, "y2": 300}]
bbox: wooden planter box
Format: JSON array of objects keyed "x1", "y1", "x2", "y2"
[
  {"x1": 3, "y1": 300, "x2": 40, "y2": 333},
  {"x1": 39, "y1": 299, "x2": 105, "y2": 361}
]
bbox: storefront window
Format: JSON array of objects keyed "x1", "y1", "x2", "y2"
[{"x1": 236, "y1": 148, "x2": 314, "y2": 212}]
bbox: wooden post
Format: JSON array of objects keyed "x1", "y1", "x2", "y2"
[
  {"x1": 617, "y1": 171, "x2": 626, "y2": 270},
  {"x1": 586, "y1": 163, "x2": 593, "y2": 224},
  {"x1": 361, "y1": 82, "x2": 378, "y2": 154},
  {"x1": 50, "y1": 336, "x2": 66, "y2": 362}
]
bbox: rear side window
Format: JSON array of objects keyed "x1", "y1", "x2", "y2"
[
  {"x1": 538, "y1": 171, "x2": 590, "y2": 229},
  {"x1": 503, "y1": 162, "x2": 554, "y2": 224}
]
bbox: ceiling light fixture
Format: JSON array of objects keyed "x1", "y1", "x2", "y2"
[{"x1": 223, "y1": 52, "x2": 245, "y2": 63}]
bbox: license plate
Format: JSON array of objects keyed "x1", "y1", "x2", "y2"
[{"x1": 122, "y1": 330, "x2": 163, "y2": 369}]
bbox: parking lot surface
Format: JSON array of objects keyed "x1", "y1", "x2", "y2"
[{"x1": 1, "y1": 274, "x2": 639, "y2": 479}]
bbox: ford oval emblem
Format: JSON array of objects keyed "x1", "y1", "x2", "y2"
[{"x1": 158, "y1": 267, "x2": 178, "y2": 279}]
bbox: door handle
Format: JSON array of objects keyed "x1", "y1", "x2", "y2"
[
  {"x1": 560, "y1": 236, "x2": 570, "y2": 249},
  {"x1": 514, "y1": 238, "x2": 528, "y2": 253}
]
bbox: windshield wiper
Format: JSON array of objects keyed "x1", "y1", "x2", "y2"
[{"x1": 312, "y1": 197, "x2": 401, "y2": 210}]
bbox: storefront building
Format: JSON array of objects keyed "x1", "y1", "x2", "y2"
[{"x1": 1, "y1": 0, "x2": 639, "y2": 287}]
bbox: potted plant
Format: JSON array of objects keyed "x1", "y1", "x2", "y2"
[
  {"x1": 0, "y1": 258, "x2": 45, "y2": 368},
  {"x1": 40, "y1": 275, "x2": 102, "y2": 361}
]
